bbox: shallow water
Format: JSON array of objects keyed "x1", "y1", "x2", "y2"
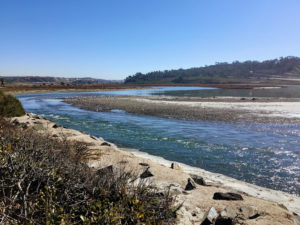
[
  {"x1": 154, "y1": 85, "x2": 300, "y2": 98},
  {"x1": 17, "y1": 86, "x2": 300, "y2": 195}
]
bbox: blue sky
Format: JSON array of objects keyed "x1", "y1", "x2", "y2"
[{"x1": 1, "y1": 0, "x2": 300, "y2": 79}]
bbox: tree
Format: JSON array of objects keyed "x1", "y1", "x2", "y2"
[{"x1": 0, "y1": 78, "x2": 4, "y2": 87}]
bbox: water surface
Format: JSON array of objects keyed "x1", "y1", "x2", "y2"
[{"x1": 17, "y1": 86, "x2": 300, "y2": 195}]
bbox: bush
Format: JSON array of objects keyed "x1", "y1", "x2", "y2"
[
  {"x1": 0, "y1": 119, "x2": 176, "y2": 224},
  {"x1": 0, "y1": 90, "x2": 25, "y2": 117}
]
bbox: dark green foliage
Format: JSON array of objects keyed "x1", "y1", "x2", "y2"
[
  {"x1": 172, "y1": 76, "x2": 185, "y2": 83},
  {"x1": 125, "y1": 56, "x2": 300, "y2": 84},
  {"x1": 0, "y1": 120, "x2": 176, "y2": 224},
  {"x1": 0, "y1": 78, "x2": 4, "y2": 86},
  {"x1": 0, "y1": 90, "x2": 25, "y2": 117}
]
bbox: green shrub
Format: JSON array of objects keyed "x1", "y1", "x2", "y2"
[
  {"x1": 0, "y1": 119, "x2": 176, "y2": 224},
  {"x1": 0, "y1": 90, "x2": 25, "y2": 117}
]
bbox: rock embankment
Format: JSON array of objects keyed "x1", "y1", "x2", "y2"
[{"x1": 12, "y1": 113, "x2": 300, "y2": 225}]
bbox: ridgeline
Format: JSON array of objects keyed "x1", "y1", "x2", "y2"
[{"x1": 125, "y1": 56, "x2": 300, "y2": 84}]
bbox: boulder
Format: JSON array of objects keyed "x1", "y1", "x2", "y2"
[
  {"x1": 90, "y1": 135, "x2": 99, "y2": 140},
  {"x1": 220, "y1": 206, "x2": 237, "y2": 219},
  {"x1": 32, "y1": 114, "x2": 41, "y2": 119},
  {"x1": 171, "y1": 162, "x2": 182, "y2": 170},
  {"x1": 100, "y1": 142, "x2": 111, "y2": 146},
  {"x1": 190, "y1": 174, "x2": 206, "y2": 186},
  {"x1": 185, "y1": 178, "x2": 196, "y2": 191},
  {"x1": 213, "y1": 192, "x2": 243, "y2": 201},
  {"x1": 52, "y1": 124, "x2": 61, "y2": 128},
  {"x1": 97, "y1": 165, "x2": 120, "y2": 177},
  {"x1": 169, "y1": 184, "x2": 182, "y2": 195},
  {"x1": 239, "y1": 206, "x2": 258, "y2": 219},
  {"x1": 201, "y1": 207, "x2": 218, "y2": 225},
  {"x1": 140, "y1": 167, "x2": 154, "y2": 179}
]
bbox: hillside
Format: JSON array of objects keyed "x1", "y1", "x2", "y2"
[
  {"x1": 125, "y1": 56, "x2": 300, "y2": 84},
  {"x1": 0, "y1": 76, "x2": 122, "y2": 85}
]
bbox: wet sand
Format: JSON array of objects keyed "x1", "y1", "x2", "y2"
[{"x1": 64, "y1": 96, "x2": 300, "y2": 124}]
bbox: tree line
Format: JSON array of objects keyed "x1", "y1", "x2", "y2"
[{"x1": 124, "y1": 56, "x2": 300, "y2": 84}]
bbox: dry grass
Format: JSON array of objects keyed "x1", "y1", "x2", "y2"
[{"x1": 0, "y1": 119, "x2": 177, "y2": 224}]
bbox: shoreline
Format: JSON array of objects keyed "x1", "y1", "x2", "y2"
[
  {"x1": 125, "y1": 148, "x2": 300, "y2": 214},
  {"x1": 0, "y1": 83, "x2": 285, "y2": 95},
  {"x1": 11, "y1": 113, "x2": 300, "y2": 224},
  {"x1": 1, "y1": 87, "x2": 156, "y2": 95},
  {"x1": 64, "y1": 96, "x2": 300, "y2": 124}
]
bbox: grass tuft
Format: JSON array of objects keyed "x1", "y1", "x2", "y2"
[{"x1": 0, "y1": 90, "x2": 25, "y2": 117}]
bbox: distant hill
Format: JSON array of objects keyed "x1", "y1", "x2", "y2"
[
  {"x1": 0, "y1": 76, "x2": 122, "y2": 85},
  {"x1": 125, "y1": 56, "x2": 300, "y2": 84}
]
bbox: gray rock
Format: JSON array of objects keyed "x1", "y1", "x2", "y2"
[
  {"x1": 90, "y1": 135, "x2": 99, "y2": 140},
  {"x1": 213, "y1": 192, "x2": 243, "y2": 201},
  {"x1": 190, "y1": 174, "x2": 206, "y2": 186},
  {"x1": 171, "y1": 162, "x2": 182, "y2": 170},
  {"x1": 293, "y1": 212, "x2": 300, "y2": 225},
  {"x1": 169, "y1": 185, "x2": 182, "y2": 195},
  {"x1": 97, "y1": 165, "x2": 120, "y2": 177},
  {"x1": 100, "y1": 142, "x2": 111, "y2": 146},
  {"x1": 220, "y1": 206, "x2": 237, "y2": 219},
  {"x1": 201, "y1": 207, "x2": 218, "y2": 225},
  {"x1": 185, "y1": 178, "x2": 196, "y2": 191},
  {"x1": 239, "y1": 206, "x2": 258, "y2": 219},
  {"x1": 140, "y1": 167, "x2": 154, "y2": 179},
  {"x1": 53, "y1": 124, "x2": 61, "y2": 128},
  {"x1": 32, "y1": 114, "x2": 41, "y2": 119}
]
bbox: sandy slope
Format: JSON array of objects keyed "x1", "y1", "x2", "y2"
[{"x1": 12, "y1": 114, "x2": 300, "y2": 225}]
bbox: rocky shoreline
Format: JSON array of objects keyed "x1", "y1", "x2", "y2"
[
  {"x1": 11, "y1": 113, "x2": 300, "y2": 224},
  {"x1": 64, "y1": 96, "x2": 300, "y2": 124}
]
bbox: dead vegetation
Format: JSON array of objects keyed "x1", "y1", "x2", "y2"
[{"x1": 0, "y1": 119, "x2": 176, "y2": 224}]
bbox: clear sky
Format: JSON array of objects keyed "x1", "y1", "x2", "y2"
[{"x1": 1, "y1": 0, "x2": 300, "y2": 79}]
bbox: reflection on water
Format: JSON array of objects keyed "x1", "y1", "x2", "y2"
[{"x1": 16, "y1": 86, "x2": 300, "y2": 195}]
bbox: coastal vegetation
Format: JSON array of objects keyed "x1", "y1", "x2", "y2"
[
  {"x1": 125, "y1": 56, "x2": 300, "y2": 84},
  {"x1": 0, "y1": 90, "x2": 25, "y2": 117},
  {"x1": 0, "y1": 118, "x2": 176, "y2": 223}
]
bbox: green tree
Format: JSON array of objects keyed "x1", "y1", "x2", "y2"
[{"x1": 0, "y1": 78, "x2": 4, "y2": 87}]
